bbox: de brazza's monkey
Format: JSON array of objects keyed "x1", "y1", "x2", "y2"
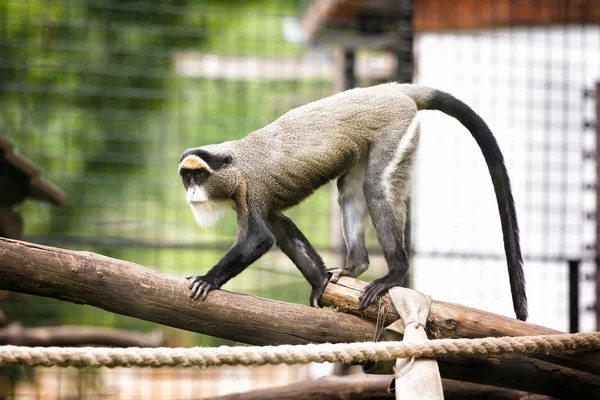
[{"x1": 178, "y1": 82, "x2": 528, "y2": 321}]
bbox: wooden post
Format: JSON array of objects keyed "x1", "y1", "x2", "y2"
[
  {"x1": 596, "y1": 81, "x2": 600, "y2": 331},
  {"x1": 569, "y1": 259, "x2": 581, "y2": 333},
  {"x1": 333, "y1": 46, "x2": 356, "y2": 93}
]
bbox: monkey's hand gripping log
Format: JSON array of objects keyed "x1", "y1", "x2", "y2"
[
  {"x1": 186, "y1": 275, "x2": 219, "y2": 301},
  {"x1": 187, "y1": 269, "x2": 394, "y2": 310}
]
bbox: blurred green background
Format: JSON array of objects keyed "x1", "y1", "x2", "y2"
[{"x1": 1, "y1": 0, "x2": 340, "y2": 346}]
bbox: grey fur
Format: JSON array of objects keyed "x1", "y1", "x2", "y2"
[{"x1": 180, "y1": 82, "x2": 527, "y2": 320}]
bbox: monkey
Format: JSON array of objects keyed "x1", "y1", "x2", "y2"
[{"x1": 178, "y1": 82, "x2": 528, "y2": 321}]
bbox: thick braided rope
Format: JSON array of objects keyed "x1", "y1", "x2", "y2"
[{"x1": 1, "y1": 332, "x2": 599, "y2": 369}]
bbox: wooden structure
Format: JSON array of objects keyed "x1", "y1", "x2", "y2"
[
  {"x1": 206, "y1": 375, "x2": 555, "y2": 400},
  {"x1": 0, "y1": 323, "x2": 163, "y2": 348},
  {"x1": 594, "y1": 82, "x2": 600, "y2": 332},
  {"x1": 0, "y1": 136, "x2": 66, "y2": 238},
  {"x1": 301, "y1": 0, "x2": 600, "y2": 38},
  {"x1": 0, "y1": 237, "x2": 599, "y2": 398}
]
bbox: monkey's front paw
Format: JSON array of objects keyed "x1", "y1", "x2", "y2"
[
  {"x1": 326, "y1": 268, "x2": 346, "y2": 283},
  {"x1": 185, "y1": 275, "x2": 218, "y2": 301}
]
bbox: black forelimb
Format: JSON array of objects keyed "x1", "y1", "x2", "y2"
[
  {"x1": 269, "y1": 213, "x2": 329, "y2": 307},
  {"x1": 188, "y1": 208, "x2": 275, "y2": 301}
]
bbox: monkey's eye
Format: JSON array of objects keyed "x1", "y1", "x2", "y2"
[{"x1": 198, "y1": 169, "x2": 209, "y2": 178}]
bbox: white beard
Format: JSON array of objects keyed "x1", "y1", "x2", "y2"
[
  {"x1": 189, "y1": 200, "x2": 232, "y2": 229},
  {"x1": 186, "y1": 186, "x2": 232, "y2": 229}
]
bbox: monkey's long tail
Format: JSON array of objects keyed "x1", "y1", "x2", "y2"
[{"x1": 400, "y1": 84, "x2": 528, "y2": 321}]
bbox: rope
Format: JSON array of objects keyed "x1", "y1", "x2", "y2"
[{"x1": 1, "y1": 332, "x2": 598, "y2": 369}]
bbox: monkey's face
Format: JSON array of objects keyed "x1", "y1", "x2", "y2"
[
  {"x1": 178, "y1": 151, "x2": 235, "y2": 229},
  {"x1": 179, "y1": 164, "x2": 210, "y2": 203}
]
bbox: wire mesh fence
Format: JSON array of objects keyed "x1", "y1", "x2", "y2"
[
  {"x1": 1, "y1": 0, "x2": 599, "y2": 398},
  {"x1": 413, "y1": 23, "x2": 599, "y2": 332},
  {"x1": 3, "y1": 0, "x2": 332, "y2": 338}
]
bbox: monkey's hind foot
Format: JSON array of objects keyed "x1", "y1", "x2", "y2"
[
  {"x1": 326, "y1": 268, "x2": 345, "y2": 283},
  {"x1": 186, "y1": 275, "x2": 218, "y2": 301},
  {"x1": 309, "y1": 277, "x2": 330, "y2": 308},
  {"x1": 327, "y1": 267, "x2": 359, "y2": 283},
  {"x1": 359, "y1": 274, "x2": 404, "y2": 309},
  {"x1": 327, "y1": 264, "x2": 369, "y2": 283}
]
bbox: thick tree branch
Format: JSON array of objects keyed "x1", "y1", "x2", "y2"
[
  {"x1": 321, "y1": 276, "x2": 600, "y2": 376},
  {"x1": 0, "y1": 238, "x2": 375, "y2": 346},
  {"x1": 0, "y1": 322, "x2": 163, "y2": 347},
  {"x1": 206, "y1": 376, "x2": 556, "y2": 400},
  {"x1": 206, "y1": 375, "x2": 394, "y2": 400}
]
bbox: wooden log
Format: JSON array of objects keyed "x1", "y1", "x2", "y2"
[
  {"x1": 206, "y1": 375, "x2": 394, "y2": 400},
  {"x1": 206, "y1": 375, "x2": 556, "y2": 400},
  {"x1": 442, "y1": 379, "x2": 556, "y2": 400},
  {"x1": 438, "y1": 354, "x2": 599, "y2": 399},
  {"x1": 0, "y1": 238, "x2": 376, "y2": 346},
  {"x1": 321, "y1": 278, "x2": 557, "y2": 336},
  {"x1": 0, "y1": 322, "x2": 163, "y2": 347},
  {"x1": 0, "y1": 238, "x2": 598, "y2": 398},
  {"x1": 321, "y1": 277, "x2": 600, "y2": 376}
]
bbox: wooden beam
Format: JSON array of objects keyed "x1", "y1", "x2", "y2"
[
  {"x1": 300, "y1": 0, "x2": 600, "y2": 37},
  {"x1": 320, "y1": 277, "x2": 600, "y2": 376},
  {"x1": 0, "y1": 238, "x2": 598, "y2": 398},
  {"x1": 27, "y1": 176, "x2": 67, "y2": 206},
  {"x1": 438, "y1": 353, "x2": 599, "y2": 399},
  {"x1": 441, "y1": 379, "x2": 555, "y2": 400},
  {"x1": 206, "y1": 375, "x2": 557, "y2": 400},
  {"x1": 415, "y1": 0, "x2": 600, "y2": 32},
  {"x1": 300, "y1": 0, "x2": 365, "y2": 39},
  {"x1": 596, "y1": 81, "x2": 600, "y2": 332},
  {"x1": 0, "y1": 322, "x2": 163, "y2": 347},
  {"x1": 206, "y1": 375, "x2": 394, "y2": 400},
  {"x1": 0, "y1": 238, "x2": 376, "y2": 346},
  {"x1": 321, "y1": 278, "x2": 558, "y2": 336}
]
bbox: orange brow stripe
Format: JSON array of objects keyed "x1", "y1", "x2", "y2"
[{"x1": 179, "y1": 156, "x2": 210, "y2": 171}]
